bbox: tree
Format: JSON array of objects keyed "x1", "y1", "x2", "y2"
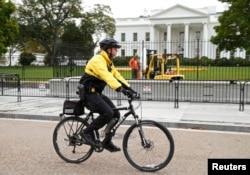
[
  {"x1": 60, "y1": 22, "x2": 94, "y2": 61},
  {"x1": 7, "y1": 24, "x2": 28, "y2": 66},
  {"x1": 7, "y1": 41, "x2": 22, "y2": 66},
  {"x1": 60, "y1": 4, "x2": 116, "y2": 60},
  {"x1": 17, "y1": 0, "x2": 116, "y2": 65},
  {"x1": 0, "y1": 0, "x2": 19, "y2": 56},
  {"x1": 211, "y1": 0, "x2": 250, "y2": 52},
  {"x1": 85, "y1": 4, "x2": 116, "y2": 43},
  {"x1": 17, "y1": 0, "x2": 83, "y2": 65}
]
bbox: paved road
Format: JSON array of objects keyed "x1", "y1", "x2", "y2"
[{"x1": 1, "y1": 118, "x2": 250, "y2": 175}]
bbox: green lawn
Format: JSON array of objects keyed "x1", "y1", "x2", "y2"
[
  {"x1": 182, "y1": 66, "x2": 250, "y2": 80},
  {"x1": 0, "y1": 66, "x2": 53, "y2": 79},
  {"x1": 1, "y1": 66, "x2": 250, "y2": 81}
]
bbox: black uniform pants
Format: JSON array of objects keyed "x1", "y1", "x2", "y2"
[{"x1": 84, "y1": 92, "x2": 120, "y2": 132}]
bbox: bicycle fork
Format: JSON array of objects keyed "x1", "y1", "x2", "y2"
[{"x1": 136, "y1": 120, "x2": 151, "y2": 149}]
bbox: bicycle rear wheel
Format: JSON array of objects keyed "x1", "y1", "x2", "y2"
[
  {"x1": 123, "y1": 120, "x2": 174, "y2": 172},
  {"x1": 53, "y1": 116, "x2": 94, "y2": 163}
]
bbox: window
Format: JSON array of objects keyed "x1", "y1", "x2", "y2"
[
  {"x1": 145, "y1": 32, "x2": 150, "y2": 41},
  {"x1": 246, "y1": 50, "x2": 250, "y2": 61},
  {"x1": 121, "y1": 33, "x2": 126, "y2": 41},
  {"x1": 164, "y1": 32, "x2": 167, "y2": 41},
  {"x1": 121, "y1": 49, "x2": 125, "y2": 57},
  {"x1": 179, "y1": 32, "x2": 184, "y2": 41},
  {"x1": 216, "y1": 48, "x2": 220, "y2": 59},
  {"x1": 133, "y1": 49, "x2": 138, "y2": 56},
  {"x1": 133, "y1": 33, "x2": 138, "y2": 41},
  {"x1": 195, "y1": 31, "x2": 201, "y2": 40},
  {"x1": 230, "y1": 50, "x2": 235, "y2": 59},
  {"x1": 164, "y1": 49, "x2": 167, "y2": 54}
]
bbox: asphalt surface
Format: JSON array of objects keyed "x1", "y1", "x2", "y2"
[
  {"x1": 0, "y1": 96, "x2": 250, "y2": 133},
  {"x1": 1, "y1": 96, "x2": 250, "y2": 175},
  {"x1": 0, "y1": 118, "x2": 250, "y2": 175}
]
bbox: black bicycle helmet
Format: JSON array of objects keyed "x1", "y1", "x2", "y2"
[{"x1": 99, "y1": 38, "x2": 121, "y2": 50}]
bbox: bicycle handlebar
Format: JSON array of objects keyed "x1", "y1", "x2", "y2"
[
  {"x1": 126, "y1": 93, "x2": 141, "y2": 110},
  {"x1": 126, "y1": 92, "x2": 141, "y2": 100}
]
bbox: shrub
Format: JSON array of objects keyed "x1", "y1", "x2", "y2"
[
  {"x1": 113, "y1": 56, "x2": 131, "y2": 66},
  {"x1": 19, "y1": 51, "x2": 36, "y2": 66}
]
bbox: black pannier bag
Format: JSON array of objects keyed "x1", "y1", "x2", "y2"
[{"x1": 63, "y1": 100, "x2": 85, "y2": 116}]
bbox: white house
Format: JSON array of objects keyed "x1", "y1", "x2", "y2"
[{"x1": 113, "y1": 4, "x2": 246, "y2": 59}]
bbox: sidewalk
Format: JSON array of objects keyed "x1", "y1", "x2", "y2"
[{"x1": 1, "y1": 96, "x2": 250, "y2": 132}]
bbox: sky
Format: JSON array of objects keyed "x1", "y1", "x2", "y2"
[
  {"x1": 14, "y1": 0, "x2": 227, "y2": 18},
  {"x1": 83, "y1": 0, "x2": 227, "y2": 18}
]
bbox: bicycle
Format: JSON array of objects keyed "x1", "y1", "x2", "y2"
[{"x1": 52, "y1": 94, "x2": 174, "y2": 172}]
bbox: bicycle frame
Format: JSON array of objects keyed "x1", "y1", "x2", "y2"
[
  {"x1": 53, "y1": 97, "x2": 174, "y2": 172},
  {"x1": 82, "y1": 98, "x2": 139, "y2": 131},
  {"x1": 79, "y1": 98, "x2": 140, "y2": 142},
  {"x1": 110, "y1": 99, "x2": 149, "y2": 148},
  {"x1": 109, "y1": 98, "x2": 140, "y2": 134}
]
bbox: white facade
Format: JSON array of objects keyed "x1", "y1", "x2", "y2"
[
  {"x1": 1, "y1": 51, "x2": 45, "y2": 66},
  {"x1": 114, "y1": 4, "x2": 245, "y2": 59}
]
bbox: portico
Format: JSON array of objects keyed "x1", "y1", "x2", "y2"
[{"x1": 114, "y1": 4, "x2": 246, "y2": 59}]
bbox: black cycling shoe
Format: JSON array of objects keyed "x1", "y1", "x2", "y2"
[
  {"x1": 80, "y1": 131, "x2": 96, "y2": 147},
  {"x1": 103, "y1": 141, "x2": 121, "y2": 152}
]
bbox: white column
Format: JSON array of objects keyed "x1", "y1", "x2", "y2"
[
  {"x1": 235, "y1": 48, "x2": 245, "y2": 58},
  {"x1": 184, "y1": 23, "x2": 189, "y2": 57},
  {"x1": 236, "y1": 48, "x2": 240, "y2": 58},
  {"x1": 202, "y1": 22, "x2": 208, "y2": 57},
  {"x1": 167, "y1": 24, "x2": 172, "y2": 54},
  {"x1": 221, "y1": 51, "x2": 230, "y2": 58},
  {"x1": 150, "y1": 24, "x2": 155, "y2": 41},
  {"x1": 150, "y1": 24, "x2": 155, "y2": 50}
]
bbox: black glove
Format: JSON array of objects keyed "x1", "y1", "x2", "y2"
[
  {"x1": 116, "y1": 86, "x2": 140, "y2": 99},
  {"x1": 126, "y1": 87, "x2": 140, "y2": 99},
  {"x1": 121, "y1": 88, "x2": 134, "y2": 98},
  {"x1": 123, "y1": 88, "x2": 140, "y2": 99},
  {"x1": 133, "y1": 91, "x2": 140, "y2": 99}
]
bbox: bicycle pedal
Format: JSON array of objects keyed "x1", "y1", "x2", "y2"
[
  {"x1": 94, "y1": 143, "x2": 104, "y2": 152},
  {"x1": 95, "y1": 142, "x2": 102, "y2": 148}
]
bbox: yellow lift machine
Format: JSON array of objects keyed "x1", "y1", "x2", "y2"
[{"x1": 144, "y1": 53, "x2": 185, "y2": 80}]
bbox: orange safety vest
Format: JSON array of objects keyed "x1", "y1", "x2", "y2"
[{"x1": 129, "y1": 58, "x2": 140, "y2": 69}]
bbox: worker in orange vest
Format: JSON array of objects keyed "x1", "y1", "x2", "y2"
[{"x1": 129, "y1": 55, "x2": 140, "y2": 79}]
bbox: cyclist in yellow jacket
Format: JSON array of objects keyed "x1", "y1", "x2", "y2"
[{"x1": 79, "y1": 38, "x2": 138, "y2": 152}]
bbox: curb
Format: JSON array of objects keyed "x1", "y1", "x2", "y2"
[
  {"x1": 0, "y1": 113, "x2": 59, "y2": 121},
  {"x1": 1, "y1": 113, "x2": 250, "y2": 133},
  {"x1": 122, "y1": 119, "x2": 250, "y2": 133}
]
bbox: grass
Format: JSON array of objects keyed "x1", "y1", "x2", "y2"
[
  {"x1": 182, "y1": 66, "x2": 250, "y2": 81},
  {"x1": 0, "y1": 66, "x2": 53, "y2": 79},
  {"x1": 1, "y1": 65, "x2": 250, "y2": 81}
]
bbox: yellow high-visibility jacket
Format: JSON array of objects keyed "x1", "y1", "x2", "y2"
[{"x1": 81, "y1": 50, "x2": 130, "y2": 93}]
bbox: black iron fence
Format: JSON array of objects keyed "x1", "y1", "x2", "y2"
[
  {"x1": 0, "y1": 73, "x2": 21, "y2": 102},
  {"x1": 1, "y1": 41, "x2": 250, "y2": 110},
  {"x1": 49, "y1": 41, "x2": 250, "y2": 79},
  {"x1": 52, "y1": 42, "x2": 93, "y2": 78},
  {"x1": 2, "y1": 41, "x2": 250, "y2": 81},
  {"x1": 1, "y1": 75, "x2": 250, "y2": 111}
]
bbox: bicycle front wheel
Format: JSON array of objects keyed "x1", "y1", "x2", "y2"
[
  {"x1": 53, "y1": 116, "x2": 94, "y2": 163},
  {"x1": 123, "y1": 120, "x2": 174, "y2": 172}
]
